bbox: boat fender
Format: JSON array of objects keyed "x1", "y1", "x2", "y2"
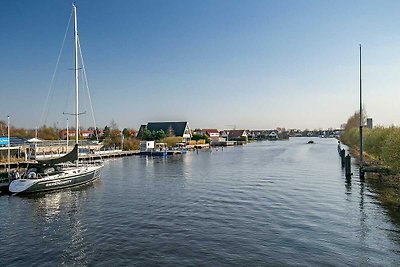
[{"x1": 28, "y1": 172, "x2": 36, "y2": 178}]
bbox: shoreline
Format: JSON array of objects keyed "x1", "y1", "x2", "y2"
[{"x1": 344, "y1": 144, "x2": 400, "y2": 210}]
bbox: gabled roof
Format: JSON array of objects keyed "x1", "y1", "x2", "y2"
[
  {"x1": 203, "y1": 128, "x2": 219, "y2": 134},
  {"x1": 228, "y1": 130, "x2": 246, "y2": 138},
  {"x1": 136, "y1": 125, "x2": 147, "y2": 138},
  {"x1": 146, "y1": 122, "x2": 188, "y2": 137}
]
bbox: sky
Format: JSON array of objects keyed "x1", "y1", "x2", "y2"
[{"x1": 1, "y1": 0, "x2": 400, "y2": 131}]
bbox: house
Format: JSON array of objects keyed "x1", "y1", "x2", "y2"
[
  {"x1": 137, "y1": 125, "x2": 147, "y2": 138},
  {"x1": 192, "y1": 128, "x2": 203, "y2": 136},
  {"x1": 227, "y1": 130, "x2": 248, "y2": 141},
  {"x1": 202, "y1": 129, "x2": 220, "y2": 138},
  {"x1": 139, "y1": 121, "x2": 192, "y2": 142},
  {"x1": 268, "y1": 131, "x2": 278, "y2": 140}
]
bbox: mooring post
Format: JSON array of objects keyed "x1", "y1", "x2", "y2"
[
  {"x1": 345, "y1": 154, "x2": 352, "y2": 178},
  {"x1": 341, "y1": 149, "x2": 346, "y2": 167},
  {"x1": 360, "y1": 166, "x2": 365, "y2": 180}
]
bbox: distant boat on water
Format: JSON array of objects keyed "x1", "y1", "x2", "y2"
[{"x1": 9, "y1": 3, "x2": 102, "y2": 194}]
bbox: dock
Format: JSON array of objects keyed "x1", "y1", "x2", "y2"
[
  {"x1": 0, "y1": 150, "x2": 139, "y2": 170},
  {"x1": 79, "y1": 150, "x2": 139, "y2": 160},
  {"x1": 0, "y1": 150, "x2": 140, "y2": 193},
  {"x1": 139, "y1": 150, "x2": 185, "y2": 156},
  {"x1": 361, "y1": 165, "x2": 392, "y2": 175}
]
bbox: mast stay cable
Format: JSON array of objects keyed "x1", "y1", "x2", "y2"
[
  {"x1": 38, "y1": 10, "x2": 73, "y2": 131},
  {"x1": 78, "y1": 37, "x2": 100, "y2": 143}
]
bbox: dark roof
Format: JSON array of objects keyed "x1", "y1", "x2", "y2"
[
  {"x1": 136, "y1": 125, "x2": 147, "y2": 138},
  {"x1": 146, "y1": 122, "x2": 188, "y2": 137},
  {"x1": 228, "y1": 130, "x2": 246, "y2": 138}
]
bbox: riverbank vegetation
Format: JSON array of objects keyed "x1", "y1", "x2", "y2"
[
  {"x1": 340, "y1": 112, "x2": 400, "y2": 170},
  {"x1": 340, "y1": 111, "x2": 400, "y2": 210},
  {"x1": 0, "y1": 119, "x2": 141, "y2": 151}
]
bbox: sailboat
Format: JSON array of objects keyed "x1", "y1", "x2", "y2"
[{"x1": 9, "y1": 4, "x2": 103, "y2": 194}]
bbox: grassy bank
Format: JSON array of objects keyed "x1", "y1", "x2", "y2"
[
  {"x1": 340, "y1": 124, "x2": 400, "y2": 210},
  {"x1": 340, "y1": 126, "x2": 400, "y2": 170}
]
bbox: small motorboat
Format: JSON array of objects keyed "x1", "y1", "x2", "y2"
[{"x1": 307, "y1": 140, "x2": 314, "y2": 144}]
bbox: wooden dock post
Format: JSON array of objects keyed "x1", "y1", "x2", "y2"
[
  {"x1": 360, "y1": 168, "x2": 365, "y2": 180},
  {"x1": 340, "y1": 149, "x2": 346, "y2": 167},
  {"x1": 345, "y1": 154, "x2": 352, "y2": 178}
]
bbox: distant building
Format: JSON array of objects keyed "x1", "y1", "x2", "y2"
[
  {"x1": 227, "y1": 130, "x2": 248, "y2": 141},
  {"x1": 268, "y1": 131, "x2": 278, "y2": 140},
  {"x1": 59, "y1": 129, "x2": 93, "y2": 140},
  {"x1": 202, "y1": 129, "x2": 220, "y2": 138}
]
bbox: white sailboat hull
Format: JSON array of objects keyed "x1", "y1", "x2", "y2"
[{"x1": 9, "y1": 165, "x2": 102, "y2": 194}]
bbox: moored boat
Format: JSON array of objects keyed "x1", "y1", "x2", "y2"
[{"x1": 9, "y1": 3, "x2": 103, "y2": 194}]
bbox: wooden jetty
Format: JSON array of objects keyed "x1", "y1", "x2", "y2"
[
  {"x1": 139, "y1": 150, "x2": 185, "y2": 156},
  {"x1": 0, "y1": 150, "x2": 139, "y2": 170},
  {"x1": 361, "y1": 165, "x2": 392, "y2": 175},
  {"x1": 337, "y1": 143, "x2": 394, "y2": 178}
]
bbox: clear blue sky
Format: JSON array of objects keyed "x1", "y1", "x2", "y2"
[{"x1": 2, "y1": 0, "x2": 400, "y2": 130}]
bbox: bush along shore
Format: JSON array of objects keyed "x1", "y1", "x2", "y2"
[{"x1": 340, "y1": 112, "x2": 400, "y2": 213}]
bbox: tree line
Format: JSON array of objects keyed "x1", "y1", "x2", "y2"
[{"x1": 0, "y1": 119, "x2": 140, "y2": 151}]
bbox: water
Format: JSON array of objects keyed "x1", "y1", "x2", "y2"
[{"x1": 1, "y1": 138, "x2": 399, "y2": 266}]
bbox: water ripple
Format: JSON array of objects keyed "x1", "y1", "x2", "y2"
[{"x1": 1, "y1": 138, "x2": 399, "y2": 266}]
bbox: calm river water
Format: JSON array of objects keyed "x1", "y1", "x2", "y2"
[{"x1": 1, "y1": 138, "x2": 399, "y2": 266}]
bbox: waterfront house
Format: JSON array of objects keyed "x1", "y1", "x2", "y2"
[
  {"x1": 202, "y1": 129, "x2": 220, "y2": 138},
  {"x1": 268, "y1": 131, "x2": 278, "y2": 140},
  {"x1": 139, "y1": 121, "x2": 192, "y2": 142},
  {"x1": 228, "y1": 130, "x2": 248, "y2": 142},
  {"x1": 202, "y1": 129, "x2": 224, "y2": 145},
  {"x1": 137, "y1": 125, "x2": 147, "y2": 138}
]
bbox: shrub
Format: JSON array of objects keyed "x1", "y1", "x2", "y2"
[
  {"x1": 123, "y1": 139, "x2": 140, "y2": 151},
  {"x1": 160, "y1": 137, "x2": 183, "y2": 147},
  {"x1": 340, "y1": 127, "x2": 359, "y2": 147},
  {"x1": 381, "y1": 128, "x2": 400, "y2": 170},
  {"x1": 363, "y1": 127, "x2": 392, "y2": 160}
]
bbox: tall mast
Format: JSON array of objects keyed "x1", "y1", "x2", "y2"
[
  {"x1": 66, "y1": 118, "x2": 69, "y2": 148},
  {"x1": 73, "y1": 3, "x2": 79, "y2": 145},
  {"x1": 7, "y1": 115, "x2": 10, "y2": 173},
  {"x1": 359, "y1": 44, "x2": 363, "y2": 168}
]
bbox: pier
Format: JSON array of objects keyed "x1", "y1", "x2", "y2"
[
  {"x1": 0, "y1": 149, "x2": 139, "y2": 170},
  {"x1": 0, "y1": 150, "x2": 139, "y2": 193}
]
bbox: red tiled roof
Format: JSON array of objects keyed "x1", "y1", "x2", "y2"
[{"x1": 203, "y1": 128, "x2": 219, "y2": 133}]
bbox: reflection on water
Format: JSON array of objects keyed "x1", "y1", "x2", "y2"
[
  {"x1": 1, "y1": 138, "x2": 400, "y2": 266},
  {"x1": 5, "y1": 185, "x2": 96, "y2": 266}
]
